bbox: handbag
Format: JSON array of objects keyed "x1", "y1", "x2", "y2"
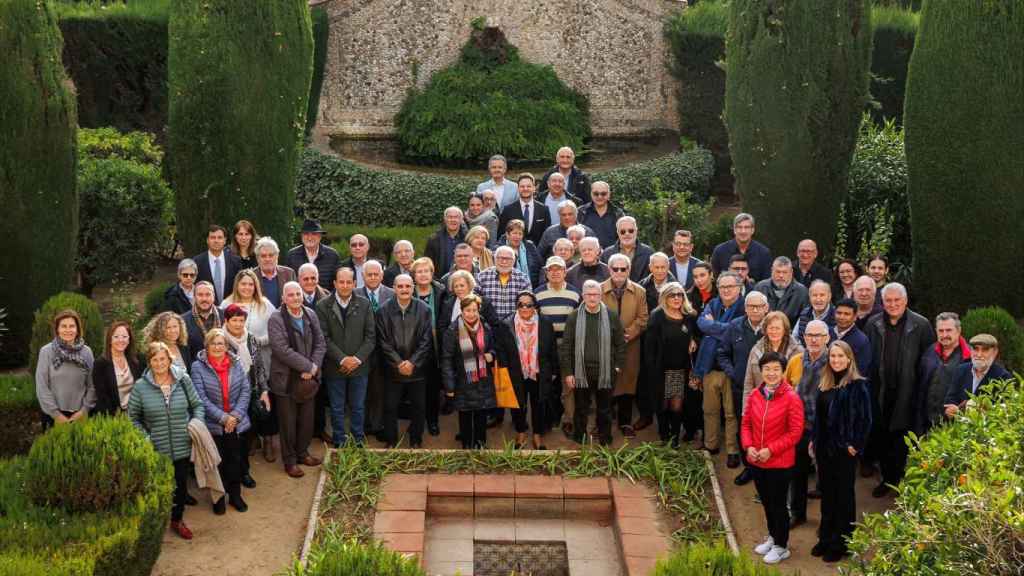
[
  {"x1": 248, "y1": 386, "x2": 271, "y2": 424},
  {"x1": 493, "y1": 359, "x2": 519, "y2": 409},
  {"x1": 282, "y1": 307, "x2": 321, "y2": 402}
]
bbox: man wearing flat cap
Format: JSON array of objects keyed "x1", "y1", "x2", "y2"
[
  {"x1": 943, "y1": 333, "x2": 1014, "y2": 417},
  {"x1": 286, "y1": 219, "x2": 341, "y2": 291}
]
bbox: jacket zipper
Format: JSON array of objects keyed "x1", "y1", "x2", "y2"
[
  {"x1": 759, "y1": 391, "x2": 772, "y2": 452},
  {"x1": 165, "y1": 382, "x2": 176, "y2": 461}
]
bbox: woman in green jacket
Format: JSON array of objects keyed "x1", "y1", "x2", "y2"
[{"x1": 128, "y1": 341, "x2": 205, "y2": 540}]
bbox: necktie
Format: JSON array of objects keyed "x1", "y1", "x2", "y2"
[
  {"x1": 523, "y1": 203, "x2": 531, "y2": 233},
  {"x1": 213, "y1": 257, "x2": 223, "y2": 301},
  {"x1": 370, "y1": 291, "x2": 379, "y2": 312}
]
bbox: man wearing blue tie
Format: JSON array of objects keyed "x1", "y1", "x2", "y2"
[{"x1": 194, "y1": 224, "x2": 242, "y2": 305}]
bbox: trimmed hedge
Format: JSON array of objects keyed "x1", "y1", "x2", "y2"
[
  {"x1": 724, "y1": 0, "x2": 873, "y2": 255},
  {"x1": 869, "y1": 6, "x2": 918, "y2": 124},
  {"x1": 57, "y1": 1, "x2": 169, "y2": 136},
  {"x1": 28, "y1": 292, "x2": 105, "y2": 373},
  {"x1": 0, "y1": 0, "x2": 79, "y2": 367},
  {"x1": 0, "y1": 374, "x2": 40, "y2": 457},
  {"x1": 904, "y1": 0, "x2": 1024, "y2": 318},
  {"x1": 293, "y1": 539, "x2": 426, "y2": 576},
  {"x1": 847, "y1": 375, "x2": 1024, "y2": 575},
  {"x1": 168, "y1": 0, "x2": 314, "y2": 254},
  {"x1": 653, "y1": 542, "x2": 784, "y2": 575},
  {"x1": 0, "y1": 417, "x2": 174, "y2": 576},
  {"x1": 306, "y1": 5, "x2": 330, "y2": 137},
  {"x1": 961, "y1": 307, "x2": 1024, "y2": 373},
  {"x1": 295, "y1": 147, "x2": 714, "y2": 227}
]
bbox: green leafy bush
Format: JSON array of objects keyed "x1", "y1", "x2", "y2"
[
  {"x1": 595, "y1": 148, "x2": 715, "y2": 204},
  {"x1": 624, "y1": 180, "x2": 715, "y2": 255},
  {"x1": 0, "y1": 418, "x2": 173, "y2": 576},
  {"x1": 25, "y1": 416, "x2": 155, "y2": 513},
  {"x1": 28, "y1": 292, "x2": 105, "y2": 373},
  {"x1": 961, "y1": 307, "x2": 1024, "y2": 373},
  {"x1": 294, "y1": 539, "x2": 426, "y2": 576},
  {"x1": 847, "y1": 375, "x2": 1024, "y2": 575},
  {"x1": 77, "y1": 153, "x2": 173, "y2": 295},
  {"x1": 396, "y1": 26, "x2": 589, "y2": 164},
  {"x1": 78, "y1": 127, "x2": 163, "y2": 166},
  {"x1": 0, "y1": 0, "x2": 79, "y2": 368},
  {"x1": 0, "y1": 374, "x2": 41, "y2": 457},
  {"x1": 652, "y1": 542, "x2": 784, "y2": 575},
  {"x1": 142, "y1": 281, "x2": 174, "y2": 324},
  {"x1": 833, "y1": 115, "x2": 910, "y2": 281}
]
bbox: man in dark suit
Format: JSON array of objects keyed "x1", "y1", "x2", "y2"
[
  {"x1": 255, "y1": 236, "x2": 295, "y2": 309},
  {"x1": 670, "y1": 229, "x2": 704, "y2": 289},
  {"x1": 356, "y1": 259, "x2": 394, "y2": 438},
  {"x1": 181, "y1": 282, "x2": 223, "y2": 360},
  {"x1": 315, "y1": 267, "x2": 376, "y2": 447},
  {"x1": 943, "y1": 333, "x2": 1013, "y2": 415},
  {"x1": 498, "y1": 173, "x2": 550, "y2": 246},
  {"x1": 285, "y1": 219, "x2": 341, "y2": 290},
  {"x1": 193, "y1": 224, "x2": 243, "y2": 305}
]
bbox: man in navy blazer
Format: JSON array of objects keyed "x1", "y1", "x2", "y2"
[
  {"x1": 498, "y1": 173, "x2": 551, "y2": 246},
  {"x1": 193, "y1": 224, "x2": 243, "y2": 305},
  {"x1": 670, "y1": 229, "x2": 703, "y2": 289},
  {"x1": 943, "y1": 333, "x2": 1013, "y2": 415}
]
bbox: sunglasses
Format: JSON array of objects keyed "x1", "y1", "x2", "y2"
[
  {"x1": 592, "y1": 192, "x2": 608, "y2": 197},
  {"x1": 668, "y1": 293, "x2": 684, "y2": 299},
  {"x1": 611, "y1": 266, "x2": 629, "y2": 272},
  {"x1": 180, "y1": 272, "x2": 196, "y2": 278},
  {"x1": 517, "y1": 302, "x2": 535, "y2": 309},
  {"x1": 619, "y1": 229, "x2": 636, "y2": 234}
]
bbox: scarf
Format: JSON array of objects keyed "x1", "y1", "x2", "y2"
[
  {"x1": 573, "y1": 303, "x2": 612, "y2": 390},
  {"x1": 458, "y1": 318, "x2": 488, "y2": 383},
  {"x1": 514, "y1": 315, "x2": 540, "y2": 380},
  {"x1": 208, "y1": 353, "x2": 232, "y2": 412},
  {"x1": 513, "y1": 243, "x2": 530, "y2": 278},
  {"x1": 224, "y1": 328, "x2": 253, "y2": 374},
  {"x1": 51, "y1": 337, "x2": 92, "y2": 371},
  {"x1": 192, "y1": 301, "x2": 221, "y2": 333}
]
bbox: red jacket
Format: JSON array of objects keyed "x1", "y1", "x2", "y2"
[{"x1": 741, "y1": 380, "x2": 805, "y2": 469}]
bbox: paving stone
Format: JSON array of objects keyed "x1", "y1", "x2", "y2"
[
  {"x1": 376, "y1": 532, "x2": 424, "y2": 554},
  {"x1": 475, "y1": 496, "x2": 515, "y2": 518},
  {"x1": 377, "y1": 490, "x2": 427, "y2": 511},
  {"x1": 381, "y1": 473, "x2": 428, "y2": 492},
  {"x1": 624, "y1": 555, "x2": 659, "y2": 576},
  {"x1": 514, "y1": 496, "x2": 563, "y2": 518},
  {"x1": 474, "y1": 474, "x2": 516, "y2": 497},
  {"x1": 563, "y1": 477, "x2": 611, "y2": 499},
  {"x1": 613, "y1": 496, "x2": 658, "y2": 519},
  {"x1": 428, "y1": 474, "x2": 475, "y2": 497},
  {"x1": 373, "y1": 510, "x2": 425, "y2": 534},
  {"x1": 514, "y1": 474, "x2": 564, "y2": 498},
  {"x1": 619, "y1": 533, "x2": 670, "y2": 558},
  {"x1": 428, "y1": 495, "x2": 474, "y2": 517},
  {"x1": 564, "y1": 497, "x2": 613, "y2": 521}
]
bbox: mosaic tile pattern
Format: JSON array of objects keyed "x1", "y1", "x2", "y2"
[{"x1": 474, "y1": 540, "x2": 569, "y2": 576}]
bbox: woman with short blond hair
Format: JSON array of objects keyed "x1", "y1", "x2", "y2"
[{"x1": 465, "y1": 225, "x2": 495, "y2": 271}]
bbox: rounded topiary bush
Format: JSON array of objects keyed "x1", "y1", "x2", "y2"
[
  {"x1": 961, "y1": 306, "x2": 1024, "y2": 373},
  {"x1": 295, "y1": 539, "x2": 426, "y2": 576},
  {"x1": 652, "y1": 543, "x2": 785, "y2": 575},
  {"x1": 395, "y1": 25, "x2": 589, "y2": 164},
  {"x1": 24, "y1": 416, "x2": 158, "y2": 513},
  {"x1": 28, "y1": 291, "x2": 104, "y2": 372}
]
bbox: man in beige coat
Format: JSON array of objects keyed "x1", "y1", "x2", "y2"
[{"x1": 601, "y1": 253, "x2": 649, "y2": 438}]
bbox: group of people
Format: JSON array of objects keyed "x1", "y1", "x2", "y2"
[{"x1": 34, "y1": 148, "x2": 1015, "y2": 562}]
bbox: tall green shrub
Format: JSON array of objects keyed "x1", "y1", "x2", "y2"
[
  {"x1": 0, "y1": 0, "x2": 79, "y2": 367},
  {"x1": 869, "y1": 5, "x2": 918, "y2": 124},
  {"x1": 305, "y1": 5, "x2": 329, "y2": 137},
  {"x1": 724, "y1": 0, "x2": 873, "y2": 255},
  {"x1": 168, "y1": 0, "x2": 314, "y2": 254},
  {"x1": 904, "y1": 0, "x2": 1024, "y2": 317}
]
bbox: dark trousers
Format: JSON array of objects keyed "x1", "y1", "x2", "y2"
[
  {"x1": 880, "y1": 428, "x2": 911, "y2": 487},
  {"x1": 171, "y1": 458, "x2": 190, "y2": 522},
  {"x1": 752, "y1": 466, "x2": 793, "y2": 548},
  {"x1": 511, "y1": 378, "x2": 544, "y2": 434},
  {"x1": 573, "y1": 374, "x2": 612, "y2": 444},
  {"x1": 732, "y1": 384, "x2": 750, "y2": 469},
  {"x1": 276, "y1": 392, "x2": 314, "y2": 467},
  {"x1": 364, "y1": 360, "x2": 385, "y2": 433},
  {"x1": 818, "y1": 448, "x2": 858, "y2": 553},
  {"x1": 313, "y1": 380, "x2": 329, "y2": 438},
  {"x1": 683, "y1": 383, "x2": 704, "y2": 439},
  {"x1": 253, "y1": 393, "x2": 280, "y2": 436},
  {"x1": 458, "y1": 410, "x2": 489, "y2": 449},
  {"x1": 789, "y1": 433, "x2": 813, "y2": 519},
  {"x1": 384, "y1": 379, "x2": 425, "y2": 446},
  {"x1": 214, "y1": 432, "x2": 244, "y2": 501},
  {"x1": 425, "y1": 368, "x2": 442, "y2": 427},
  {"x1": 615, "y1": 394, "x2": 633, "y2": 425}
]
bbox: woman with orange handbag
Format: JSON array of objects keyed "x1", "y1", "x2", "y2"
[
  {"x1": 504, "y1": 291, "x2": 559, "y2": 450},
  {"x1": 441, "y1": 294, "x2": 498, "y2": 449}
]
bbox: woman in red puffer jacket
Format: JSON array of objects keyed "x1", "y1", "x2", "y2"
[{"x1": 740, "y1": 351, "x2": 805, "y2": 566}]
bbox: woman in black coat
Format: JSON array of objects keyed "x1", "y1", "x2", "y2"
[
  {"x1": 642, "y1": 282, "x2": 698, "y2": 446},
  {"x1": 810, "y1": 340, "x2": 872, "y2": 563},
  {"x1": 93, "y1": 320, "x2": 144, "y2": 416},
  {"x1": 682, "y1": 262, "x2": 715, "y2": 441},
  {"x1": 442, "y1": 295, "x2": 498, "y2": 449},
  {"x1": 502, "y1": 291, "x2": 558, "y2": 450}
]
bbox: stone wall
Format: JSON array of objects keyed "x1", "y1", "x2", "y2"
[{"x1": 317, "y1": 0, "x2": 681, "y2": 139}]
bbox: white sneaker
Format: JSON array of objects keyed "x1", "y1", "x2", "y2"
[
  {"x1": 763, "y1": 545, "x2": 791, "y2": 564},
  {"x1": 754, "y1": 536, "x2": 774, "y2": 555}
]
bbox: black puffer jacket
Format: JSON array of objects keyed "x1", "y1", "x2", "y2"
[
  {"x1": 441, "y1": 321, "x2": 498, "y2": 412},
  {"x1": 375, "y1": 298, "x2": 434, "y2": 383}
]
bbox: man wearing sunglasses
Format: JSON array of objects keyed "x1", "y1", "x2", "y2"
[
  {"x1": 578, "y1": 181, "x2": 624, "y2": 250},
  {"x1": 601, "y1": 216, "x2": 654, "y2": 284}
]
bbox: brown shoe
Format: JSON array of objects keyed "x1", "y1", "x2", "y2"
[
  {"x1": 263, "y1": 436, "x2": 276, "y2": 463},
  {"x1": 285, "y1": 465, "x2": 305, "y2": 478},
  {"x1": 301, "y1": 455, "x2": 322, "y2": 467},
  {"x1": 170, "y1": 520, "x2": 193, "y2": 540}
]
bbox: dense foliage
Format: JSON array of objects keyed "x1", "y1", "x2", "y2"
[
  {"x1": 961, "y1": 307, "x2": 1024, "y2": 373},
  {"x1": 833, "y1": 116, "x2": 911, "y2": 281},
  {"x1": 869, "y1": 5, "x2": 918, "y2": 124},
  {"x1": 28, "y1": 292, "x2": 105, "y2": 373},
  {"x1": 0, "y1": 417, "x2": 173, "y2": 576},
  {"x1": 904, "y1": 0, "x2": 1024, "y2": 317},
  {"x1": 77, "y1": 129, "x2": 172, "y2": 295},
  {"x1": 0, "y1": 0, "x2": 79, "y2": 367},
  {"x1": 396, "y1": 26, "x2": 590, "y2": 164},
  {"x1": 293, "y1": 539, "x2": 426, "y2": 576},
  {"x1": 168, "y1": 0, "x2": 314, "y2": 253},
  {"x1": 0, "y1": 374, "x2": 40, "y2": 457},
  {"x1": 652, "y1": 542, "x2": 784, "y2": 575},
  {"x1": 306, "y1": 5, "x2": 330, "y2": 137},
  {"x1": 724, "y1": 0, "x2": 873, "y2": 255},
  {"x1": 296, "y1": 147, "x2": 714, "y2": 227},
  {"x1": 848, "y1": 375, "x2": 1024, "y2": 575},
  {"x1": 624, "y1": 180, "x2": 729, "y2": 259}
]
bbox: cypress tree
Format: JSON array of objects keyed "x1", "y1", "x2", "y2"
[
  {"x1": 168, "y1": 1, "x2": 314, "y2": 254},
  {"x1": 0, "y1": 0, "x2": 78, "y2": 366},
  {"x1": 905, "y1": 0, "x2": 1024, "y2": 317},
  {"x1": 724, "y1": 0, "x2": 872, "y2": 255}
]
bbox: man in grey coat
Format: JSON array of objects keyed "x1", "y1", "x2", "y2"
[
  {"x1": 754, "y1": 256, "x2": 809, "y2": 326},
  {"x1": 316, "y1": 267, "x2": 376, "y2": 447},
  {"x1": 269, "y1": 281, "x2": 327, "y2": 478}
]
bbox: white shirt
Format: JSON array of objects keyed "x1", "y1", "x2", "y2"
[{"x1": 544, "y1": 192, "x2": 565, "y2": 223}]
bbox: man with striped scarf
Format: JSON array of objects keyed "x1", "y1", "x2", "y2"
[{"x1": 559, "y1": 280, "x2": 625, "y2": 446}]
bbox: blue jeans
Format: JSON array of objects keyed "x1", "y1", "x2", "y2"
[{"x1": 325, "y1": 374, "x2": 368, "y2": 446}]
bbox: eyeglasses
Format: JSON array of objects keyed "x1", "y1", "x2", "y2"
[
  {"x1": 516, "y1": 302, "x2": 535, "y2": 309},
  {"x1": 350, "y1": 242, "x2": 366, "y2": 247},
  {"x1": 611, "y1": 266, "x2": 629, "y2": 272},
  {"x1": 805, "y1": 333, "x2": 829, "y2": 339},
  {"x1": 592, "y1": 192, "x2": 608, "y2": 197},
  {"x1": 719, "y1": 284, "x2": 740, "y2": 289},
  {"x1": 180, "y1": 272, "x2": 196, "y2": 278}
]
